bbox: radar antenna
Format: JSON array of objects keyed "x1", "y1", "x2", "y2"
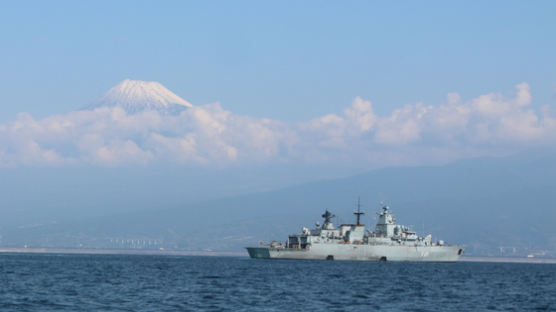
[
  {"x1": 353, "y1": 196, "x2": 365, "y2": 225},
  {"x1": 321, "y1": 210, "x2": 335, "y2": 224},
  {"x1": 380, "y1": 200, "x2": 390, "y2": 212}
]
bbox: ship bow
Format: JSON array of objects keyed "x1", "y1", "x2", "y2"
[{"x1": 246, "y1": 247, "x2": 271, "y2": 259}]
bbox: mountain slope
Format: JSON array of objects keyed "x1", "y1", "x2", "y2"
[
  {"x1": 87, "y1": 79, "x2": 192, "y2": 114},
  {"x1": 2, "y1": 152, "x2": 555, "y2": 257}
]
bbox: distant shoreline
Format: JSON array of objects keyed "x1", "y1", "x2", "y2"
[
  {"x1": 459, "y1": 256, "x2": 556, "y2": 264},
  {"x1": 0, "y1": 247, "x2": 555, "y2": 263},
  {"x1": 0, "y1": 247, "x2": 245, "y2": 257}
]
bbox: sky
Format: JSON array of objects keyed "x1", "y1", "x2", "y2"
[
  {"x1": 0, "y1": 1, "x2": 555, "y2": 172},
  {"x1": 1, "y1": 1, "x2": 556, "y2": 251},
  {"x1": 1, "y1": 1, "x2": 555, "y2": 119}
]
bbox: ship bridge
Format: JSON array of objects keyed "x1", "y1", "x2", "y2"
[{"x1": 375, "y1": 205, "x2": 397, "y2": 237}]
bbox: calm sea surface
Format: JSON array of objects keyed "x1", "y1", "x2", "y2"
[{"x1": 0, "y1": 253, "x2": 555, "y2": 311}]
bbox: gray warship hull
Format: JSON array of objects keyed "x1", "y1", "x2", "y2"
[
  {"x1": 247, "y1": 244, "x2": 464, "y2": 262},
  {"x1": 247, "y1": 204, "x2": 465, "y2": 262}
]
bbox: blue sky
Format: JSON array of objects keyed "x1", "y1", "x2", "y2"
[
  {"x1": 0, "y1": 1, "x2": 555, "y2": 172},
  {"x1": 1, "y1": 0, "x2": 556, "y2": 233},
  {"x1": 1, "y1": 1, "x2": 555, "y2": 122}
]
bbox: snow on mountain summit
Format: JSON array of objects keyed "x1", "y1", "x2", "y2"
[{"x1": 89, "y1": 79, "x2": 193, "y2": 114}]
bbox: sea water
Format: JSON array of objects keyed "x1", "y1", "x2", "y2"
[{"x1": 0, "y1": 253, "x2": 554, "y2": 311}]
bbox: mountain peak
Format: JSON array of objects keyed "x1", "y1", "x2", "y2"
[{"x1": 89, "y1": 79, "x2": 193, "y2": 113}]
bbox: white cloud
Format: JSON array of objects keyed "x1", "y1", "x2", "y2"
[
  {"x1": 514, "y1": 82, "x2": 532, "y2": 107},
  {"x1": 300, "y1": 97, "x2": 377, "y2": 148},
  {"x1": 371, "y1": 82, "x2": 555, "y2": 147},
  {"x1": 374, "y1": 103, "x2": 429, "y2": 145},
  {"x1": 344, "y1": 96, "x2": 377, "y2": 133},
  {"x1": 0, "y1": 82, "x2": 554, "y2": 168},
  {"x1": 147, "y1": 133, "x2": 203, "y2": 164}
]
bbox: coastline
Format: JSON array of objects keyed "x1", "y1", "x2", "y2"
[
  {"x1": 459, "y1": 256, "x2": 556, "y2": 264},
  {"x1": 0, "y1": 247, "x2": 555, "y2": 263},
  {"x1": 0, "y1": 247, "x2": 245, "y2": 257}
]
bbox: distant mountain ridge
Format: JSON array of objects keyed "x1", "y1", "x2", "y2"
[
  {"x1": 2, "y1": 151, "x2": 555, "y2": 257},
  {"x1": 87, "y1": 79, "x2": 192, "y2": 114}
]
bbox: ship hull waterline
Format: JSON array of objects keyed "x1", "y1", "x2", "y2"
[{"x1": 246, "y1": 244, "x2": 464, "y2": 262}]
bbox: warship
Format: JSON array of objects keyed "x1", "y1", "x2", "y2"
[{"x1": 246, "y1": 202, "x2": 465, "y2": 261}]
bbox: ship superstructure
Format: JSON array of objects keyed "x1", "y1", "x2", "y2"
[{"x1": 247, "y1": 202, "x2": 464, "y2": 261}]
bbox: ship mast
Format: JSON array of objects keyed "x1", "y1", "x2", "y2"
[{"x1": 353, "y1": 197, "x2": 365, "y2": 225}]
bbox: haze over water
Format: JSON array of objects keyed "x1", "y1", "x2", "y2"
[{"x1": 1, "y1": 1, "x2": 556, "y2": 257}]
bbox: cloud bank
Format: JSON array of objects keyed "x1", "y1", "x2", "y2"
[{"x1": 1, "y1": 83, "x2": 555, "y2": 168}]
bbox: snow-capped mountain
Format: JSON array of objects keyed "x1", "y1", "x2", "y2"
[{"x1": 88, "y1": 79, "x2": 193, "y2": 114}]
